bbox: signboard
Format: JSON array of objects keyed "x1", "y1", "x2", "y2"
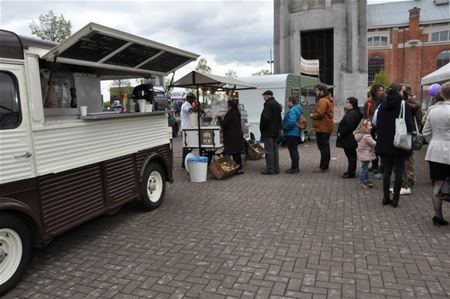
[{"x1": 300, "y1": 57, "x2": 320, "y2": 76}]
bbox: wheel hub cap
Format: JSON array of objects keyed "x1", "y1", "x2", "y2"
[{"x1": 148, "y1": 181, "x2": 156, "y2": 192}]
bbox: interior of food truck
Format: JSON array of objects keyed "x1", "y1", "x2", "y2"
[{"x1": 36, "y1": 22, "x2": 198, "y2": 123}]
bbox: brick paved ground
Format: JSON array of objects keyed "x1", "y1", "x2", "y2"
[{"x1": 5, "y1": 137, "x2": 450, "y2": 299}]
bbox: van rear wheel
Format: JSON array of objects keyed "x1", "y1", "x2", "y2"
[
  {"x1": 0, "y1": 213, "x2": 31, "y2": 295},
  {"x1": 138, "y1": 162, "x2": 166, "y2": 211}
]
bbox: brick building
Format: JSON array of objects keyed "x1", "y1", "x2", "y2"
[{"x1": 367, "y1": 0, "x2": 450, "y2": 95}]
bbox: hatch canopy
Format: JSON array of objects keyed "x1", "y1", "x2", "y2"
[{"x1": 42, "y1": 22, "x2": 199, "y2": 76}]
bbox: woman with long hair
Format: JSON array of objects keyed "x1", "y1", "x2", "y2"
[{"x1": 375, "y1": 83, "x2": 413, "y2": 207}]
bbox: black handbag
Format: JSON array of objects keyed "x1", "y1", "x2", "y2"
[
  {"x1": 412, "y1": 117, "x2": 424, "y2": 151},
  {"x1": 438, "y1": 177, "x2": 450, "y2": 202}
]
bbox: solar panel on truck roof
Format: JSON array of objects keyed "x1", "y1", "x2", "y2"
[{"x1": 42, "y1": 22, "x2": 199, "y2": 76}]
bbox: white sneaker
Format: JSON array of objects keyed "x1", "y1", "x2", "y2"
[
  {"x1": 389, "y1": 187, "x2": 393, "y2": 193},
  {"x1": 400, "y1": 187, "x2": 411, "y2": 195}
]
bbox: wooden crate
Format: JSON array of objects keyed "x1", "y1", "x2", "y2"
[
  {"x1": 247, "y1": 143, "x2": 264, "y2": 160},
  {"x1": 209, "y1": 157, "x2": 239, "y2": 180}
]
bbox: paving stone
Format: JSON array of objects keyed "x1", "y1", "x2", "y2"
[{"x1": 3, "y1": 139, "x2": 450, "y2": 298}]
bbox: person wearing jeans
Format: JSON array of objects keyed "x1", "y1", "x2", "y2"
[
  {"x1": 310, "y1": 84, "x2": 334, "y2": 173},
  {"x1": 283, "y1": 96, "x2": 302, "y2": 173},
  {"x1": 259, "y1": 90, "x2": 282, "y2": 175},
  {"x1": 382, "y1": 155, "x2": 405, "y2": 201},
  {"x1": 316, "y1": 133, "x2": 331, "y2": 171},
  {"x1": 262, "y1": 137, "x2": 279, "y2": 174},
  {"x1": 359, "y1": 161, "x2": 370, "y2": 186},
  {"x1": 355, "y1": 119, "x2": 377, "y2": 188}
]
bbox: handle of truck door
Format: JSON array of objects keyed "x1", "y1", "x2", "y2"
[{"x1": 14, "y1": 152, "x2": 32, "y2": 159}]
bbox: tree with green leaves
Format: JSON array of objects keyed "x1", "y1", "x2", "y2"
[
  {"x1": 252, "y1": 69, "x2": 271, "y2": 76},
  {"x1": 371, "y1": 69, "x2": 390, "y2": 89},
  {"x1": 195, "y1": 57, "x2": 212, "y2": 73},
  {"x1": 225, "y1": 69, "x2": 238, "y2": 79},
  {"x1": 29, "y1": 10, "x2": 72, "y2": 43}
]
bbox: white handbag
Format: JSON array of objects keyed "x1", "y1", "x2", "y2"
[{"x1": 393, "y1": 100, "x2": 412, "y2": 150}]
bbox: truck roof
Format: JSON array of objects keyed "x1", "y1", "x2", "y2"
[{"x1": 0, "y1": 30, "x2": 57, "y2": 60}]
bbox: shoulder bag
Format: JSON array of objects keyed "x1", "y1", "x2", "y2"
[
  {"x1": 296, "y1": 115, "x2": 307, "y2": 130},
  {"x1": 412, "y1": 116, "x2": 424, "y2": 151},
  {"x1": 393, "y1": 100, "x2": 412, "y2": 151},
  {"x1": 438, "y1": 177, "x2": 450, "y2": 202}
]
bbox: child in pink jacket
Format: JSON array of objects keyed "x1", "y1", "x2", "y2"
[{"x1": 354, "y1": 120, "x2": 377, "y2": 189}]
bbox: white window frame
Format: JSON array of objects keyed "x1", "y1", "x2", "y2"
[{"x1": 367, "y1": 31, "x2": 390, "y2": 49}]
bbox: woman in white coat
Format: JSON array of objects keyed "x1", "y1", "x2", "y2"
[{"x1": 422, "y1": 82, "x2": 450, "y2": 226}]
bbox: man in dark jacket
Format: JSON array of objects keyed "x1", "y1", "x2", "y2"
[{"x1": 260, "y1": 90, "x2": 282, "y2": 175}]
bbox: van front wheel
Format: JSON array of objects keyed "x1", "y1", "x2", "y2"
[
  {"x1": 138, "y1": 162, "x2": 166, "y2": 211},
  {"x1": 0, "y1": 213, "x2": 31, "y2": 295}
]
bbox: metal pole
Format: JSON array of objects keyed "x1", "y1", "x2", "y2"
[
  {"x1": 267, "y1": 48, "x2": 274, "y2": 74},
  {"x1": 194, "y1": 72, "x2": 202, "y2": 156}
]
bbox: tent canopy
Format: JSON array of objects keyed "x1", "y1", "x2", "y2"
[
  {"x1": 421, "y1": 63, "x2": 450, "y2": 86},
  {"x1": 172, "y1": 71, "x2": 256, "y2": 90}
]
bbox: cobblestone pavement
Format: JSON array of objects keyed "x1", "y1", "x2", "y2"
[{"x1": 5, "y1": 137, "x2": 450, "y2": 299}]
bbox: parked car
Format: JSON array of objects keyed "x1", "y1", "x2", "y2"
[{"x1": 154, "y1": 86, "x2": 169, "y2": 110}]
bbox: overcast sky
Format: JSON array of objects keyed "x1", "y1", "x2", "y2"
[{"x1": 1, "y1": 0, "x2": 404, "y2": 78}]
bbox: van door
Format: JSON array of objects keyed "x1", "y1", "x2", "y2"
[{"x1": 0, "y1": 63, "x2": 35, "y2": 184}]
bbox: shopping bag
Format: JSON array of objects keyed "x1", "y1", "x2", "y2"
[
  {"x1": 412, "y1": 116, "x2": 424, "y2": 151},
  {"x1": 393, "y1": 100, "x2": 412, "y2": 151},
  {"x1": 296, "y1": 115, "x2": 307, "y2": 130},
  {"x1": 438, "y1": 177, "x2": 450, "y2": 202}
]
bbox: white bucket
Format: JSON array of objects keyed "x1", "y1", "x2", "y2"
[
  {"x1": 188, "y1": 156, "x2": 208, "y2": 183},
  {"x1": 145, "y1": 104, "x2": 153, "y2": 112},
  {"x1": 138, "y1": 100, "x2": 146, "y2": 113}
]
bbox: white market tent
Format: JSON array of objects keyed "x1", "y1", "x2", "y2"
[
  {"x1": 421, "y1": 62, "x2": 450, "y2": 86},
  {"x1": 172, "y1": 71, "x2": 256, "y2": 90}
]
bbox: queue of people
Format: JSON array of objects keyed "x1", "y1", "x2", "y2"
[{"x1": 179, "y1": 82, "x2": 450, "y2": 226}]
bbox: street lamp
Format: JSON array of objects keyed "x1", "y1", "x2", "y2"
[{"x1": 267, "y1": 48, "x2": 274, "y2": 74}]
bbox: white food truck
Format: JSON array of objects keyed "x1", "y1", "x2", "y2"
[{"x1": 0, "y1": 23, "x2": 198, "y2": 294}]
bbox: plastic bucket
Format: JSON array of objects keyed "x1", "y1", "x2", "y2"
[{"x1": 188, "y1": 156, "x2": 208, "y2": 183}]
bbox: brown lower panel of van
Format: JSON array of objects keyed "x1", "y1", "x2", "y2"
[{"x1": 0, "y1": 143, "x2": 173, "y2": 245}]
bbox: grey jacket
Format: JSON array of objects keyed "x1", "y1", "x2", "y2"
[{"x1": 423, "y1": 101, "x2": 450, "y2": 165}]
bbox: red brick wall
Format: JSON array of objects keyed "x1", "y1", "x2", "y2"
[{"x1": 369, "y1": 27, "x2": 450, "y2": 96}]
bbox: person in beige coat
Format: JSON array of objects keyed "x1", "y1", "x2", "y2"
[{"x1": 422, "y1": 82, "x2": 450, "y2": 226}]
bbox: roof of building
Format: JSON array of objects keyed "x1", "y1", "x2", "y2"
[{"x1": 367, "y1": 0, "x2": 450, "y2": 28}]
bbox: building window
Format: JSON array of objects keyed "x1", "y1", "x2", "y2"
[
  {"x1": 430, "y1": 30, "x2": 450, "y2": 42},
  {"x1": 0, "y1": 71, "x2": 22, "y2": 129},
  {"x1": 437, "y1": 50, "x2": 450, "y2": 69},
  {"x1": 368, "y1": 56, "x2": 385, "y2": 83},
  {"x1": 368, "y1": 36, "x2": 388, "y2": 47}
]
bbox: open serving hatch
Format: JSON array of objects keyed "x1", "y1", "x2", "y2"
[{"x1": 42, "y1": 22, "x2": 199, "y2": 77}]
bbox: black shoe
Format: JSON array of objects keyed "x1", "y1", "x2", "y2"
[
  {"x1": 261, "y1": 171, "x2": 274, "y2": 175},
  {"x1": 382, "y1": 197, "x2": 392, "y2": 206},
  {"x1": 274, "y1": 170, "x2": 280, "y2": 174},
  {"x1": 285, "y1": 169, "x2": 299, "y2": 174},
  {"x1": 341, "y1": 173, "x2": 355, "y2": 179},
  {"x1": 236, "y1": 170, "x2": 244, "y2": 175},
  {"x1": 432, "y1": 216, "x2": 449, "y2": 226},
  {"x1": 391, "y1": 199, "x2": 399, "y2": 207}
]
